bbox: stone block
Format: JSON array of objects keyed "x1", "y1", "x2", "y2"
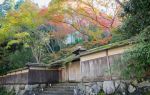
[
  {"x1": 128, "y1": 84, "x2": 136, "y2": 93},
  {"x1": 103, "y1": 81, "x2": 115, "y2": 94},
  {"x1": 91, "y1": 84, "x2": 100, "y2": 94}
]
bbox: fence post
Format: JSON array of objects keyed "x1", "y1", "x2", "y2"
[{"x1": 106, "y1": 49, "x2": 112, "y2": 80}]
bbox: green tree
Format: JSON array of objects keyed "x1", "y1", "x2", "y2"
[
  {"x1": 115, "y1": 0, "x2": 150, "y2": 79},
  {"x1": 0, "y1": 0, "x2": 51, "y2": 74},
  {"x1": 120, "y1": 0, "x2": 150, "y2": 39},
  {"x1": 122, "y1": 26, "x2": 150, "y2": 78},
  {"x1": 0, "y1": 0, "x2": 16, "y2": 16}
]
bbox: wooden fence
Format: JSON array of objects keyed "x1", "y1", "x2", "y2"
[
  {"x1": 0, "y1": 67, "x2": 60, "y2": 85},
  {"x1": 80, "y1": 53, "x2": 122, "y2": 82}
]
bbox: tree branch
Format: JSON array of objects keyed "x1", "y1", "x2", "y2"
[{"x1": 115, "y1": 0, "x2": 124, "y2": 7}]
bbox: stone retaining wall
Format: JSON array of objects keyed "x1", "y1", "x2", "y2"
[{"x1": 74, "y1": 79, "x2": 150, "y2": 95}]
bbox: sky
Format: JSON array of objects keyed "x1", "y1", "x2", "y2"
[
  {"x1": 0, "y1": 0, "x2": 4, "y2": 4},
  {"x1": 31, "y1": 0, "x2": 51, "y2": 8},
  {"x1": 0, "y1": 0, "x2": 119, "y2": 15},
  {"x1": 0, "y1": 0, "x2": 51, "y2": 8}
]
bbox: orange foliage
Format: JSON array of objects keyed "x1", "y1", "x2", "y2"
[
  {"x1": 76, "y1": 3, "x2": 121, "y2": 30},
  {"x1": 39, "y1": 7, "x2": 48, "y2": 16},
  {"x1": 39, "y1": 7, "x2": 75, "y2": 38},
  {"x1": 48, "y1": 21, "x2": 74, "y2": 38},
  {"x1": 38, "y1": 0, "x2": 121, "y2": 44}
]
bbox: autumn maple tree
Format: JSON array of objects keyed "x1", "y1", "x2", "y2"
[
  {"x1": 40, "y1": 0, "x2": 121, "y2": 46},
  {"x1": 0, "y1": 0, "x2": 122, "y2": 74}
]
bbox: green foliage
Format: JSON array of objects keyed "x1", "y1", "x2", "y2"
[
  {"x1": 0, "y1": 47, "x2": 34, "y2": 75},
  {"x1": 110, "y1": 29, "x2": 125, "y2": 43},
  {"x1": 118, "y1": 0, "x2": 150, "y2": 79},
  {"x1": 98, "y1": 90, "x2": 105, "y2": 95},
  {"x1": 120, "y1": 0, "x2": 150, "y2": 39},
  {"x1": 15, "y1": 0, "x2": 24, "y2": 10},
  {"x1": 0, "y1": 0, "x2": 19, "y2": 17},
  {"x1": 8, "y1": 48, "x2": 34, "y2": 69},
  {"x1": 144, "y1": 91, "x2": 150, "y2": 95},
  {"x1": 0, "y1": 0, "x2": 51, "y2": 64},
  {"x1": 121, "y1": 26, "x2": 150, "y2": 78},
  {"x1": 0, "y1": 0, "x2": 46, "y2": 74},
  {"x1": 0, "y1": 87, "x2": 15, "y2": 95},
  {"x1": 0, "y1": 47, "x2": 10, "y2": 75}
]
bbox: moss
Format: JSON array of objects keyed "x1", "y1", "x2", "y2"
[
  {"x1": 144, "y1": 90, "x2": 150, "y2": 95},
  {"x1": 81, "y1": 38, "x2": 136, "y2": 56},
  {"x1": 49, "y1": 54, "x2": 80, "y2": 67},
  {"x1": 50, "y1": 38, "x2": 137, "y2": 67},
  {"x1": 62, "y1": 55, "x2": 80, "y2": 65},
  {"x1": 97, "y1": 89, "x2": 108, "y2": 95}
]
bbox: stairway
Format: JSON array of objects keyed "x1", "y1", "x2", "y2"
[{"x1": 40, "y1": 83, "x2": 77, "y2": 95}]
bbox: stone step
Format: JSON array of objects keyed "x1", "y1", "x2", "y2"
[
  {"x1": 48, "y1": 86, "x2": 76, "y2": 89},
  {"x1": 45, "y1": 87, "x2": 74, "y2": 91},
  {"x1": 39, "y1": 83, "x2": 76, "y2": 95},
  {"x1": 40, "y1": 91, "x2": 73, "y2": 95},
  {"x1": 41, "y1": 93, "x2": 73, "y2": 95},
  {"x1": 52, "y1": 83, "x2": 77, "y2": 86},
  {"x1": 43, "y1": 90, "x2": 73, "y2": 93}
]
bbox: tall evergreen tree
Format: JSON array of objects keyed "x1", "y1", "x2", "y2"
[
  {"x1": 119, "y1": 0, "x2": 150, "y2": 78},
  {"x1": 120, "y1": 0, "x2": 150, "y2": 38}
]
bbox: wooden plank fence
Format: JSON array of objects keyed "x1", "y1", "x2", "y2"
[{"x1": 0, "y1": 67, "x2": 60, "y2": 85}]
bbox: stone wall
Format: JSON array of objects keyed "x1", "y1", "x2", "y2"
[
  {"x1": 74, "y1": 79, "x2": 150, "y2": 95},
  {"x1": 3, "y1": 84, "x2": 47, "y2": 95},
  {"x1": 0, "y1": 65, "x2": 60, "y2": 95}
]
